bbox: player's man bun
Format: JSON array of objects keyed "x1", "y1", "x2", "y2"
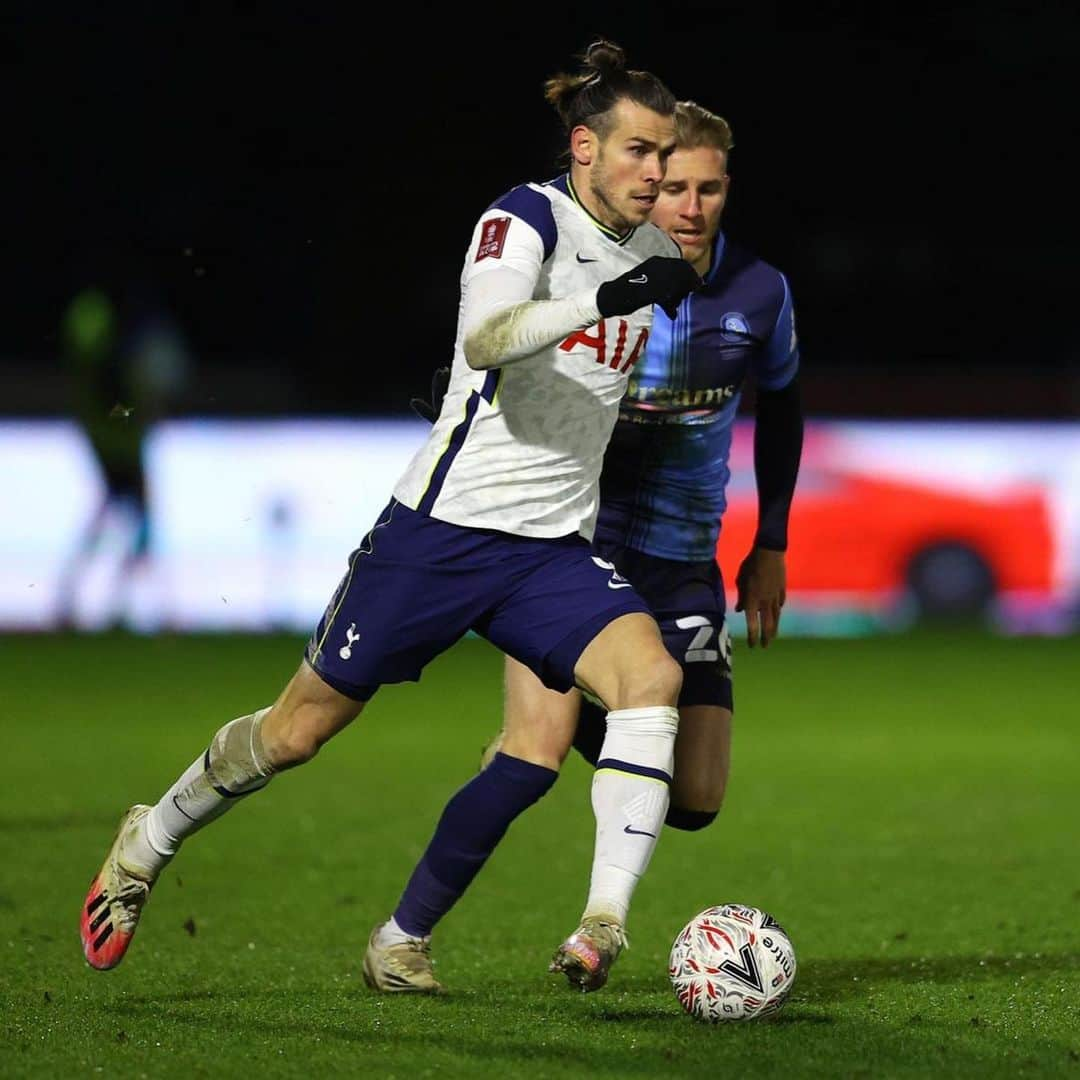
[
  {"x1": 581, "y1": 38, "x2": 627, "y2": 80},
  {"x1": 543, "y1": 37, "x2": 675, "y2": 153}
]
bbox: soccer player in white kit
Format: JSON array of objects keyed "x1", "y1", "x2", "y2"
[{"x1": 78, "y1": 40, "x2": 701, "y2": 994}]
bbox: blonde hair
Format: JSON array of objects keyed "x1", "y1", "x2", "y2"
[{"x1": 674, "y1": 100, "x2": 735, "y2": 156}]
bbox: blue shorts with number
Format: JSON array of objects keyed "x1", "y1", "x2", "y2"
[
  {"x1": 592, "y1": 541, "x2": 733, "y2": 711},
  {"x1": 304, "y1": 499, "x2": 653, "y2": 702}
]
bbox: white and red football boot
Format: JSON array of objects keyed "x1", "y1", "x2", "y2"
[{"x1": 80, "y1": 804, "x2": 158, "y2": 970}]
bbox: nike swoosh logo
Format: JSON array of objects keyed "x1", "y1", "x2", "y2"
[
  {"x1": 629, "y1": 275, "x2": 647, "y2": 284},
  {"x1": 624, "y1": 825, "x2": 656, "y2": 838},
  {"x1": 576, "y1": 253, "x2": 598, "y2": 263},
  {"x1": 608, "y1": 580, "x2": 633, "y2": 590}
]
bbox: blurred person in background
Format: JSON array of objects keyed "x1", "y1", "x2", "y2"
[{"x1": 56, "y1": 274, "x2": 191, "y2": 631}]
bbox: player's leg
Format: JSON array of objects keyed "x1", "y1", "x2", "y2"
[
  {"x1": 367, "y1": 537, "x2": 669, "y2": 994},
  {"x1": 577, "y1": 550, "x2": 734, "y2": 833},
  {"x1": 117, "y1": 477, "x2": 160, "y2": 632},
  {"x1": 82, "y1": 498, "x2": 473, "y2": 972},
  {"x1": 569, "y1": 698, "x2": 606, "y2": 768},
  {"x1": 659, "y1": 571, "x2": 734, "y2": 829},
  {"x1": 666, "y1": 704, "x2": 732, "y2": 830},
  {"x1": 575, "y1": 698, "x2": 732, "y2": 829},
  {"x1": 549, "y1": 546, "x2": 741, "y2": 987},
  {"x1": 478, "y1": 656, "x2": 582, "y2": 770},
  {"x1": 81, "y1": 660, "x2": 365, "y2": 970},
  {"x1": 366, "y1": 658, "x2": 581, "y2": 993},
  {"x1": 546, "y1": 610, "x2": 681, "y2": 987},
  {"x1": 396, "y1": 612, "x2": 679, "y2": 995},
  {"x1": 474, "y1": 546, "x2": 683, "y2": 990},
  {"x1": 54, "y1": 494, "x2": 109, "y2": 629},
  {"x1": 500, "y1": 656, "x2": 581, "y2": 769}
]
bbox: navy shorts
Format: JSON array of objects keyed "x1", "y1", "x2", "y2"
[
  {"x1": 305, "y1": 500, "x2": 652, "y2": 701},
  {"x1": 592, "y1": 541, "x2": 733, "y2": 711}
]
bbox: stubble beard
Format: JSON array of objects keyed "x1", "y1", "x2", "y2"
[{"x1": 589, "y1": 158, "x2": 636, "y2": 234}]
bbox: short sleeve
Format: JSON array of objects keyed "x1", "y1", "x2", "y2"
[{"x1": 464, "y1": 184, "x2": 557, "y2": 287}]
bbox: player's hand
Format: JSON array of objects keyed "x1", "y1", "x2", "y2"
[
  {"x1": 734, "y1": 547, "x2": 787, "y2": 648},
  {"x1": 409, "y1": 366, "x2": 451, "y2": 424},
  {"x1": 596, "y1": 255, "x2": 701, "y2": 320}
]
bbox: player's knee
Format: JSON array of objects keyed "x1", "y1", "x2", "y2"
[
  {"x1": 665, "y1": 806, "x2": 719, "y2": 832},
  {"x1": 623, "y1": 650, "x2": 682, "y2": 709},
  {"x1": 261, "y1": 706, "x2": 330, "y2": 769},
  {"x1": 500, "y1": 732, "x2": 569, "y2": 773},
  {"x1": 501, "y1": 702, "x2": 575, "y2": 770},
  {"x1": 206, "y1": 708, "x2": 275, "y2": 791},
  {"x1": 671, "y1": 772, "x2": 728, "y2": 817},
  {"x1": 267, "y1": 726, "x2": 322, "y2": 768}
]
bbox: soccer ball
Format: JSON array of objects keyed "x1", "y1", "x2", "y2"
[{"x1": 668, "y1": 903, "x2": 796, "y2": 1022}]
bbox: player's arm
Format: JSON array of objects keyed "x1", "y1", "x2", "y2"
[
  {"x1": 461, "y1": 193, "x2": 698, "y2": 371},
  {"x1": 464, "y1": 257, "x2": 699, "y2": 371},
  {"x1": 462, "y1": 266, "x2": 601, "y2": 371},
  {"x1": 735, "y1": 274, "x2": 804, "y2": 648}
]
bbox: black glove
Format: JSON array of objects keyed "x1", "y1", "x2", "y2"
[
  {"x1": 410, "y1": 366, "x2": 451, "y2": 424},
  {"x1": 596, "y1": 255, "x2": 702, "y2": 321}
]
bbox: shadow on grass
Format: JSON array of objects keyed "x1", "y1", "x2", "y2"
[
  {"x1": 591, "y1": 1007, "x2": 681, "y2": 1022},
  {"x1": 103, "y1": 991, "x2": 832, "y2": 1077},
  {"x1": 767, "y1": 1011, "x2": 835, "y2": 1025},
  {"x1": 104, "y1": 988, "x2": 1072, "y2": 1079},
  {"x1": 95, "y1": 950, "x2": 1079, "y2": 1076},
  {"x1": 802, "y1": 950, "x2": 1080, "y2": 1002},
  {"x1": 0, "y1": 811, "x2": 119, "y2": 832},
  {"x1": 101, "y1": 955, "x2": 1080, "y2": 1079}
]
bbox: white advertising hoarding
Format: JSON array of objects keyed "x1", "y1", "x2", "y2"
[{"x1": 1, "y1": 418, "x2": 1077, "y2": 634}]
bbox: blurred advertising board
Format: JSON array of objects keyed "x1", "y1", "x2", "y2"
[{"x1": 2, "y1": 418, "x2": 1077, "y2": 635}]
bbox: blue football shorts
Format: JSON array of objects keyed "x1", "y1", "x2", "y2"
[
  {"x1": 304, "y1": 499, "x2": 653, "y2": 702},
  {"x1": 590, "y1": 541, "x2": 734, "y2": 711}
]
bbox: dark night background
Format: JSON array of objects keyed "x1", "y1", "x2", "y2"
[{"x1": 3, "y1": 2, "x2": 1077, "y2": 420}]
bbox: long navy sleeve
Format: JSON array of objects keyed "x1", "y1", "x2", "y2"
[{"x1": 753, "y1": 376, "x2": 803, "y2": 551}]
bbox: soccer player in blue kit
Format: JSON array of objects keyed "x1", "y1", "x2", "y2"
[
  {"x1": 369, "y1": 100, "x2": 803, "y2": 993},
  {"x1": 78, "y1": 41, "x2": 701, "y2": 984}
]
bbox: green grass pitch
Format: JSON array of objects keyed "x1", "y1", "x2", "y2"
[{"x1": 2, "y1": 629, "x2": 1078, "y2": 1078}]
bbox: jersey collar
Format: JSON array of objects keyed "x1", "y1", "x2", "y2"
[
  {"x1": 549, "y1": 173, "x2": 636, "y2": 245},
  {"x1": 704, "y1": 231, "x2": 727, "y2": 284}
]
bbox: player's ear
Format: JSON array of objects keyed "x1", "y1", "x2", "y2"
[
  {"x1": 570, "y1": 124, "x2": 594, "y2": 166},
  {"x1": 720, "y1": 174, "x2": 731, "y2": 208}
]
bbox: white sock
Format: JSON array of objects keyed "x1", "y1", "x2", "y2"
[
  {"x1": 146, "y1": 753, "x2": 210, "y2": 855},
  {"x1": 375, "y1": 916, "x2": 426, "y2": 947},
  {"x1": 583, "y1": 706, "x2": 678, "y2": 925},
  {"x1": 133, "y1": 709, "x2": 274, "y2": 873}
]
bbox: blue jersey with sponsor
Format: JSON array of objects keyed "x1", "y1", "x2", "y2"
[{"x1": 593, "y1": 233, "x2": 799, "y2": 562}]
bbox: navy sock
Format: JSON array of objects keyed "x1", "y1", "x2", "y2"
[
  {"x1": 392, "y1": 752, "x2": 557, "y2": 938},
  {"x1": 665, "y1": 806, "x2": 718, "y2": 831}
]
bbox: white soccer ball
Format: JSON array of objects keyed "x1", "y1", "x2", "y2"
[{"x1": 668, "y1": 903, "x2": 797, "y2": 1022}]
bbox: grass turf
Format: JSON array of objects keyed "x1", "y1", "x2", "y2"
[{"x1": 1, "y1": 629, "x2": 1078, "y2": 1078}]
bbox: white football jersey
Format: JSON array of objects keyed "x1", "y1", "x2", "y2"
[{"x1": 393, "y1": 174, "x2": 679, "y2": 539}]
